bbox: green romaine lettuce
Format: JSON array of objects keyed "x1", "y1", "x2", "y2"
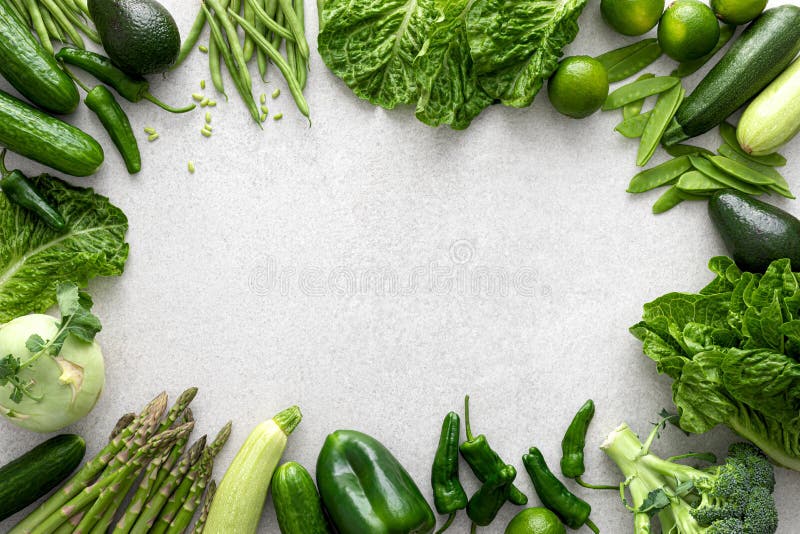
[{"x1": 0, "y1": 175, "x2": 129, "y2": 322}]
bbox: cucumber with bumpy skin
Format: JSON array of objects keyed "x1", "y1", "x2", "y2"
[
  {"x1": 0, "y1": 89, "x2": 104, "y2": 176},
  {"x1": 662, "y1": 5, "x2": 800, "y2": 146},
  {"x1": 737, "y1": 58, "x2": 800, "y2": 156},
  {"x1": 272, "y1": 462, "x2": 332, "y2": 534}
]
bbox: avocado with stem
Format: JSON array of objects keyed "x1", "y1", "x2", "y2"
[
  {"x1": 88, "y1": 0, "x2": 180, "y2": 76},
  {"x1": 708, "y1": 189, "x2": 800, "y2": 272}
]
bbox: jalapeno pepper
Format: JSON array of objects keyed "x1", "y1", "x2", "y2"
[
  {"x1": 561, "y1": 400, "x2": 618, "y2": 491},
  {"x1": 0, "y1": 150, "x2": 65, "y2": 231},
  {"x1": 84, "y1": 85, "x2": 140, "y2": 174},
  {"x1": 466, "y1": 464, "x2": 515, "y2": 527},
  {"x1": 523, "y1": 447, "x2": 599, "y2": 533},
  {"x1": 458, "y1": 396, "x2": 527, "y2": 506},
  {"x1": 431, "y1": 412, "x2": 467, "y2": 533},
  {"x1": 55, "y1": 47, "x2": 195, "y2": 114}
]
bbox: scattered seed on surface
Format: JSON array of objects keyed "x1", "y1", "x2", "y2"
[
  {"x1": 260, "y1": 93, "x2": 266, "y2": 104},
  {"x1": 201, "y1": 129, "x2": 211, "y2": 137},
  {"x1": 205, "y1": 112, "x2": 212, "y2": 123},
  {"x1": 203, "y1": 124, "x2": 213, "y2": 131},
  {"x1": 200, "y1": 80, "x2": 206, "y2": 89},
  {"x1": 271, "y1": 88, "x2": 280, "y2": 98},
  {"x1": 261, "y1": 105, "x2": 268, "y2": 115},
  {"x1": 260, "y1": 113, "x2": 267, "y2": 122},
  {"x1": 188, "y1": 161, "x2": 196, "y2": 173},
  {"x1": 144, "y1": 127, "x2": 156, "y2": 135},
  {"x1": 148, "y1": 133, "x2": 159, "y2": 142},
  {"x1": 199, "y1": 45, "x2": 208, "y2": 53},
  {"x1": 200, "y1": 97, "x2": 209, "y2": 107},
  {"x1": 273, "y1": 112, "x2": 283, "y2": 120},
  {"x1": 207, "y1": 100, "x2": 217, "y2": 107},
  {"x1": 192, "y1": 93, "x2": 204, "y2": 102}
]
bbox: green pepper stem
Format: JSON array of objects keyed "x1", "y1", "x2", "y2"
[
  {"x1": 575, "y1": 477, "x2": 619, "y2": 491},
  {"x1": 0, "y1": 149, "x2": 8, "y2": 177},
  {"x1": 142, "y1": 92, "x2": 196, "y2": 114},
  {"x1": 585, "y1": 517, "x2": 600, "y2": 534},
  {"x1": 59, "y1": 62, "x2": 92, "y2": 93},
  {"x1": 464, "y1": 395, "x2": 473, "y2": 441},
  {"x1": 434, "y1": 513, "x2": 456, "y2": 534}
]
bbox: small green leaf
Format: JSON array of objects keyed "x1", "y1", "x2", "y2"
[{"x1": 25, "y1": 334, "x2": 46, "y2": 353}]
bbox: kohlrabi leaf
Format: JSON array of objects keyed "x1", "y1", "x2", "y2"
[
  {"x1": 414, "y1": 0, "x2": 493, "y2": 129},
  {"x1": 466, "y1": 0, "x2": 588, "y2": 107},
  {"x1": 0, "y1": 175, "x2": 128, "y2": 322},
  {"x1": 318, "y1": 0, "x2": 438, "y2": 109}
]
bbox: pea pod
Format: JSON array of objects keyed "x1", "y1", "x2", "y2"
[
  {"x1": 676, "y1": 170, "x2": 725, "y2": 195},
  {"x1": 716, "y1": 145, "x2": 793, "y2": 198},
  {"x1": 627, "y1": 156, "x2": 691, "y2": 193},
  {"x1": 623, "y1": 74, "x2": 655, "y2": 120},
  {"x1": 707, "y1": 155, "x2": 774, "y2": 186},
  {"x1": 638, "y1": 84, "x2": 684, "y2": 166},
  {"x1": 603, "y1": 76, "x2": 680, "y2": 111},
  {"x1": 664, "y1": 144, "x2": 714, "y2": 158},
  {"x1": 615, "y1": 111, "x2": 651, "y2": 138},
  {"x1": 652, "y1": 186, "x2": 687, "y2": 214},
  {"x1": 719, "y1": 122, "x2": 786, "y2": 167},
  {"x1": 688, "y1": 155, "x2": 765, "y2": 196},
  {"x1": 596, "y1": 39, "x2": 662, "y2": 83}
]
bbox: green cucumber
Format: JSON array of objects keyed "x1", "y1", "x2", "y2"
[
  {"x1": 737, "y1": 58, "x2": 800, "y2": 156},
  {"x1": 0, "y1": 434, "x2": 85, "y2": 521},
  {"x1": 0, "y1": 89, "x2": 104, "y2": 176},
  {"x1": 0, "y1": 0, "x2": 79, "y2": 114},
  {"x1": 272, "y1": 462, "x2": 332, "y2": 534},
  {"x1": 662, "y1": 5, "x2": 800, "y2": 146}
]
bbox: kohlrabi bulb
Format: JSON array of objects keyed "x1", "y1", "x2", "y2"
[{"x1": 0, "y1": 314, "x2": 105, "y2": 432}]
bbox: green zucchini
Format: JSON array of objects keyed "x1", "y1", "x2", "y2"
[
  {"x1": 0, "y1": 434, "x2": 85, "y2": 521},
  {"x1": 737, "y1": 58, "x2": 800, "y2": 156},
  {"x1": 0, "y1": 0, "x2": 78, "y2": 114},
  {"x1": 0, "y1": 89, "x2": 104, "y2": 176},
  {"x1": 662, "y1": 5, "x2": 800, "y2": 146},
  {"x1": 272, "y1": 462, "x2": 332, "y2": 534}
]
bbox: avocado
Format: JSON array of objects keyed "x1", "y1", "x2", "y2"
[
  {"x1": 88, "y1": 0, "x2": 180, "y2": 76},
  {"x1": 708, "y1": 189, "x2": 800, "y2": 272}
]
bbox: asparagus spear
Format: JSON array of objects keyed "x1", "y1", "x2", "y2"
[
  {"x1": 129, "y1": 436, "x2": 207, "y2": 534},
  {"x1": 150, "y1": 407, "x2": 196, "y2": 500},
  {"x1": 190, "y1": 480, "x2": 216, "y2": 534},
  {"x1": 10, "y1": 393, "x2": 168, "y2": 534},
  {"x1": 109, "y1": 413, "x2": 136, "y2": 440}
]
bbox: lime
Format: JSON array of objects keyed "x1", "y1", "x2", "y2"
[
  {"x1": 658, "y1": 0, "x2": 721, "y2": 62},
  {"x1": 505, "y1": 508, "x2": 567, "y2": 534},
  {"x1": 711, "y1": 0, "x2": 767, "y2": 25},
  {"x1": 547, "y1": 56, "x2": 609, "y2": 119},
  {"x1": 601, "y1": 0, "x2": 665, "y2": 36}
]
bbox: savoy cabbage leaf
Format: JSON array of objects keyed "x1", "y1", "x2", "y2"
[{"x1": 0, "y1": 175, "x2": 128, "y2": 321}]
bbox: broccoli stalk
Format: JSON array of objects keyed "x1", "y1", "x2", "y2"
[{"x1": 601, "y1": 422, "x2": 778, "y2": 534}]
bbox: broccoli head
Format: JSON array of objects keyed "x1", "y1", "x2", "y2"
[{"x1": 601, "y1": 423, "x2": 778, "y2": 534}]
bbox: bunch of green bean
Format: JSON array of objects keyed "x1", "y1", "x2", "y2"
[
  {"x1": 6, "y1": 0, "x2": 99, "y2": 54},
  {"x1": 175, "y1": 0, "x2": 309, "y2": 123}
]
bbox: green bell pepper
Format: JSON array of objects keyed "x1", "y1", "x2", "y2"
[{"x1": 316, "y1": 430, "x2": 436, "y2": 534}]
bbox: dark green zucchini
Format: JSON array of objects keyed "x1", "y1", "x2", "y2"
[
  {"x1": 662, "y1": 5, "x2": 800, "y2": 146},
  {"x1": 0, "y1": 434, "x2": 85, "y2": 521},
  {"x1": 0, "y1": 0, "x2": 79, "y2": 114},
  {"x1": 0, "y1": 89, "x2": 104, "y2": 176}
]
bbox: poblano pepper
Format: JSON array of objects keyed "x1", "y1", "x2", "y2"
[
  {"x1": 459, "y1": 396, "x2": 527, "y2": 506},
  {"x1": 316, "y1": 430, "x2": 436, "y2": 534},
  {"x1": 431, "y1": 412, "x2": 467, "y2": 533}
]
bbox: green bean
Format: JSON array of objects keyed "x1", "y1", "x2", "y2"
[
  {"x1": 603, "y1": 76, "x2": 680, "y2": 111},
  {"x1": 276, "y1": 0, "x2": 308, "y2": 59},
  {"x1": 254, "y1": 0, "x2": 268, "y2": 79},
  {"x1": 716, "y1": 144, "x2": 793, "y2": 198},
  {"x1": 271, "y1": 7, "x2": 284, "y2": 50},
  {"x1": 628, "y1": 156, "x2": 692, "y2": 193},
  {"x1": 615, "y1": 111, "x2": 652, "y2": 138},
  {"x1": 206, "y1": 0, "x2": 252, "y2": 90},
  {"x1": 38, "y1": 4, "x2": 61, "y2": 43},
  {"x1": 664, "y1": 144, "x2": 714, "y2": 158},
  {"x1": 25, "y1": 0, "x2": 53, "y2": 53},
  {"x1": 56, "y1": 0, "x2": 100, "y2": 42},
  {"x1": 242, "y1": 0, "x2": 255, "y2": 61},
  {"x1": 41, "y1": 0, "x2": 83, "y2": 47},
  {"x1": 637, "y1": 84, "x2": 683, "y2": 167},
  {"x1": 676, "y1": 170, "x2": 725, "y2": 195},
  {"x1": 706, "y1": 155, "x2": 774, "y2": 186},
  {"x1": 7, "y1": 0, "x2": 30, "y2": 25},
  {"x1": 293, "y1": 0, "x2": 306, "y2": 88},
  {"x1": 58, "y1": 0, "x2": 82, "y2": 17},
  {"x1": 73, "y1": 0, "x2": 88, "y2": 17},
  {"x1": 596, "y1": 39, "x2": 662, "y2": 83},
  {"x1": 623, "y1": 73, "x2": 654, "y2": 120},
  {"x1": 247, "y1": 0, "x2": 294, "y2": 42},
  {"x1": 230, "y1": 10, "x2": 309, "y2": 119},
  {"x1": 204, "y1": 4, "x2": 261, "y2": 123},
  {"x1": 208, "y1": 37, "x2": 226, "y2": 98},
  {"x1": 230, "y1": 0, "x2": 240, "y2": 14},
  {"x1": 286, "y1": 38, "x2": 297, "y2": 91},
  {"x1": 652, "y1": 186, "x2": 685, "y2": 214},
  {"x1": 672, "y1": 25, "x2": 734, "y2": 78},
  {"x1": 719, "y1": 122, "x2": 786, "y2": 167},
  {"x1": 174, "y1": 7, "x2": 206, "y2": 68},
  {"x1": 317, "y1": 0, "x2": 324, "y2": 31},
  {"x1": 688, "y1": 155, "x2": 765, "y2": 196}
]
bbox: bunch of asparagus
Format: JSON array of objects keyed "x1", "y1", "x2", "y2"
[
  {"x1": 4, "y1": 0, "x2": 99, "y2": 54},
  {"x1": 10, "y1": 388, "x2": 231, "y2": 534}
]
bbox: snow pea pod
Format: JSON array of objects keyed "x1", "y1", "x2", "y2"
[
  {"x1": 688, "y1": 155, "x2": 765, "y2": 196},
  {"x1": 676, "y1": 170, "x2": 725, "y2": 195},
  {"x1": 716, "y1": 144, "x2": 793, "y2": 198},
  {"x1": 719, "y1": 122, "x2": 786, "y2": 167},
  {"x1": 596, "y1": 39, "x2": 662, "y2": 83},
  {"x1": 665, "y1": 143, "x2": 714, "y2": 158},
  {"x1": 637, "y1": 84, "x2": 684, "y2": 166},
  {"x1": 604, "y1": 76, "x2": 680, "y2": 111},
  {"x1": 652, "y1": 186, "x2": 686, "y2": 214},
  {"x1": 628, "y1": 156, "x2": 692, "y2": 193},
  {"x1": 706, "y1": 155, "x2": 774, "y2": 186},
  {"x1": 623, "y1": 73, "x2": 654, "y2": 119},
  {"x1": 616, "y1": 111, "x2": 651, "y2": 138}
]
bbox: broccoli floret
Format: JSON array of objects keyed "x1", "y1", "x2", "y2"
[{"x1": 601, "y1": 423, "x2": 778, "y2": 534}]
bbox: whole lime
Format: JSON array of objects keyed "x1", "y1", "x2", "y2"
[
  {"x1": 710, "y1": 0, "x2": 767, "y2": 25},
  {"x1": 547, "y1": 56, "x2": 609, "y2": 119},
  {"x1": 658, "y1": 0, "x2": 721, "y2": 61},
  {"x1": 601, "y1": 0, "x2": 665, "y2": 36},
  {"x1": 505, "y1": 508, "x2": 567, "y2": 534}
]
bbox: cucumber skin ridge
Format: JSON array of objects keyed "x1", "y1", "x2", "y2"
[
  {"x1": 0, "y1": 89, "x2": 104, "y2": 177},
  {"x1": 0, "y1": 0, "x2": 79, "y2": 114},
  {"x1": 663, "y1": 5, "x2": 800, "y2": 146}
]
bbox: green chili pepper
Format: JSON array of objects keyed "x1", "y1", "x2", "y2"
[
  {"x1": 0, "y1": 150, "x2": 65, "y2": 231},
  {"x1": 431, "y1": 412, "x2": 467, "y2": 533},
  {"x1": 459, "y1": 396, "x2": 527, "y2": 506},
  {"x1": 523, "y1": 447, "x2": 599, "y2": 533},
  {"x1": 466, "y1": 464, "x2": 515, "y2": 527},
  {"x1": 560, "y1": 400, "x2": 617, "y2": 491},
  {"x1": 55, "y1": 47, "x2": 195, "y2": 113},
  {"x1": 84, "y1": 85, "x2": 140, "y2": 174}
]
